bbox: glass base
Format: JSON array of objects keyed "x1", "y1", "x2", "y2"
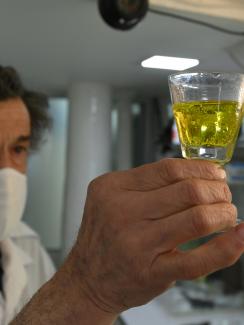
[{"x1": 181, "y1": 145, "x2": 231, "y2": 165}]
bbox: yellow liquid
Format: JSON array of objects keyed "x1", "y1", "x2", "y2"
[{"x1": 173, "y1": 100, "x2": 243, "y2": 163}]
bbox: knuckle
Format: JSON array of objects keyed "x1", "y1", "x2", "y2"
[
  {"x1": 183, "y1": 179, "x2": 204, "y2": 204},
  {"x1": 222, "y1": 183, "x2": 232, "y2": 202},
  {"x1": 88, "y1": 177, "x2": 104, "y2": 195},
  {"x1": 212, "y1": 237, "x2": 242, "y2": 269},
  {"x1": 160, "y1": 159, "x2": 174, "y2": 179},
  {"x1": 161, "y1": 159, "x2": 182, "y2": 182},
  {"x1": 88, "y1": 173, "x2": 114, "y2": 199},
  {"x1": 230, "y1": 204, "x2": 238, "y2": 220},
  {"x1": 219, "y1": 238, "x2": 243, "y2": 267},
  {"x1": 213, "y1": 182, "x2": 232, "y2": 202},
  {"x1": 200, "y1": 162, "x2": 218, "y2": 179},
  {"x1": 225, "y1": 255, "x2": 238, "y2": 267},
  {"x1": 221, "y1": 245, "x2": 239, "y2": 267},
  {"x1": 230, "y1": 203, "x2": 238, "y2": 216},
  {"x1": 222, "y1": 203, "x2": 237, "y2": 224},
  {"x1": 190, "y1": 206, "x2": 213, "y2": 235}
]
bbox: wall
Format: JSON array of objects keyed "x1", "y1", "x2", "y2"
[{"x1": 23, "y1": 98, "x2": 69, "y2": 250}]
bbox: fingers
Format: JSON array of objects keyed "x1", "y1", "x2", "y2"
[
  {"x1": 135, "y1": 178, "x2": 231, "y2": 220},
  {"x1": 152, "y1": 224, "x2": 244, "y2": 282},
  {"x1": 119, "y1": 159, "x2": 226, "y2": 191},
  {"x1": 146, "y1": 203, "x2": 237, "y2": 251}
]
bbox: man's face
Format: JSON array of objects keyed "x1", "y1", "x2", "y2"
[{"x1": 0, "y1": 98, "x2": 31, "y2": 174}]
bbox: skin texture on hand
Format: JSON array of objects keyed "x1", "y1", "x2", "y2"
[
  {"x1": 12, "y1": 159, "x2": 244, "y2": 325},
  {"x1": 73, "y1": 158, "x2": 244, "y2": 314}
]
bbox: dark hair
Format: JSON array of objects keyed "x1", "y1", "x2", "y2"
[{"x1": 0, "y1": 66, "x2": 52, "y2": 150}]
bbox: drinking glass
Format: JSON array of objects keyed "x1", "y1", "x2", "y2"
[{"x1": 168, "y1": 72, "x2": 244, "y2": 165}]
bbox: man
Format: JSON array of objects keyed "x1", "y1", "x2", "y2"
[
  {"x1": 13, "y1": 158, "x2": 244, "y2": 324},
  {"x1": 0, "y1": 66, "x2": 55, "y2": 324}
]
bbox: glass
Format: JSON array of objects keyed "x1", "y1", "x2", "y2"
[{"x1": 168, "y1": 72, "x2": 244, "y2": 165}]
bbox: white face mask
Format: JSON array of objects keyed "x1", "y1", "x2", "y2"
[{"x1": 0, "y1": 168, "x2": 27, "y2": 241}]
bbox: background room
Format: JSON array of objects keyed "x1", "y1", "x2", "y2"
[{"x1": 2, "y1": 0, "x2": 244, "y2": 324}]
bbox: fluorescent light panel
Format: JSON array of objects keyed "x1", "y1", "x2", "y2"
[{"x1": 141, "y1": 55, "x2": 199, "y2": 71}]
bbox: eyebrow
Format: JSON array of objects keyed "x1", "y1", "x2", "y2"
[{"x1": 16, "y1": 135, "x2": 31, "y2": 143}]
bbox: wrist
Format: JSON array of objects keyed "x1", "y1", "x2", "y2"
[{"x1": 55, "y1": 247, "x2": 118, "y2": 325}]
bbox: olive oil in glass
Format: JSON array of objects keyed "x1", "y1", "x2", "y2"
[{"x1": 173, "y1": 100, "x2": 243, "y2": 165}]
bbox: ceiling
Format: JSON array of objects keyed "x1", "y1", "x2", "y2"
[{"x1": 0, "y1": 0, "x2": 244, "y2": 97}]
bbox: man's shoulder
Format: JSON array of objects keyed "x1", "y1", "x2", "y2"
[
  {"x1": 9, "y1": 221, "x2": 45, "y2": 264},
  {"x1": 9, "y1": 221, "x2": 46, "y2": 265},
  {"x1": 9, "y1": 221, "x2": 56, "y2": 294},
  {"x1": 9, "y1": 221, "x2": 56, "y2": 276}
]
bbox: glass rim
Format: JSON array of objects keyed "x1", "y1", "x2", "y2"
[{"x1": 168, "y1": 71, "x2": 244, "y2": 82}]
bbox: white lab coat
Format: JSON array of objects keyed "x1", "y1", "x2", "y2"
[{"x1": 0, "y1": 221, "x2": 56, "y2": 324}]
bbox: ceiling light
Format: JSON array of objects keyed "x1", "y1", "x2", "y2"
[{"x1": 141, "y1": 55, "x2": 199, "y2": 71}]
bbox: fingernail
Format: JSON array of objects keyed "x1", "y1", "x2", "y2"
[
  {"x1": 217, "y1": 168, "x2": 226, "y2": 179},
  {"x1": 236, "y1": 224, "x2": 244, "y2": 242}
]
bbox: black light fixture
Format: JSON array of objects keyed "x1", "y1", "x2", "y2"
[{"x1": 98, "y1": 0, "x2": 149, "y2": 31}]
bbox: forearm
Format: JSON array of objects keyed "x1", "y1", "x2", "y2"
[{"x1": 11, "y1": 250, "x2": 118, "y2": 325}]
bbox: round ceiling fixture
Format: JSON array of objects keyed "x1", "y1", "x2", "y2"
[{"x1": 98, "y1": 0, "x2": 149, "y2": 30}]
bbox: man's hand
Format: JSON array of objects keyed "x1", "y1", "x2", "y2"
[
  {"x1": 12, "y1": 159, "x2": 244, "y2": 325},
  {"x1": 71, "y1": 158, "x2": 243, "y2": 316}
]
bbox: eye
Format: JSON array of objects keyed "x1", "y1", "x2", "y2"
[{"x1": 13, "y1": 145, "x2": 28, "y2": 154}]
